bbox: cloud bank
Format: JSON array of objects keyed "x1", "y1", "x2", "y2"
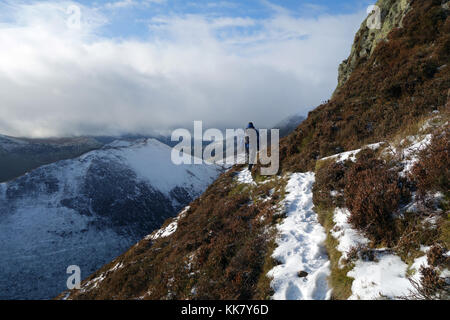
[{"x1": 0, "y1": 1, "x2": 366, "y2": 137}]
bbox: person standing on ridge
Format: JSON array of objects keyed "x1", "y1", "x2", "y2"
[{"x1": 244, "y1": 122, "x2": 259, "y2": 171}]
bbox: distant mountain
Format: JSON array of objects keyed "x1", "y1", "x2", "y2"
[
  {"x1": 0, "y1": 119, "x2": 301, "y2": 185},
  {"x1": 0, "y1": 135, "x2": 103, "y2": 182},
  {"x1": 0, "y1": 133, "x2": 189, "y2": 183},
  {"x1": 273, "y1": 113, "x2": 306, "y2": 138},
  {"x1": 0, "y1": 138, "x2": 221, "y2": 299}
]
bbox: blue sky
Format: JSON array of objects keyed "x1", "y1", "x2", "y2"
[
  {"x1": 0, "y1": 0, "x2": 376, "y2": 137},
  {"x1": 77, "y1": 0, "x2": 375, "y2": 39}
]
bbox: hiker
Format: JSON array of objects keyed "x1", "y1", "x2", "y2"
[{"x1": 244, "y1": 122, "x2": 259, "y2": 171}]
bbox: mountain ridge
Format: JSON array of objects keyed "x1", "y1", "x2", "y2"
[{"x1": 0, "y1": 138, "x2": 220, "y2": 299}]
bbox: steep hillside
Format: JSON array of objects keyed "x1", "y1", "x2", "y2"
[
  {"x1": 273, "y1": 113, "x2": 306, "y2": 138},
  {"x1": 312, "y1": 109, "x2": 448, "y2": 299},
  {"x1": 0, "y1": 139, "x2": 220, "y2": 299},
  {"x1": 58, "y1": 168, "x2": 289, "y2": 299},
  {"x1": 281, "y1": 0, "x2": 449, "y2": 172},
  {"x1": 59, "y1": 0, "x2": 449, "y2": 300},
  {"x1": 336, "y1": 0, "x2": 411, "y2": 90}
]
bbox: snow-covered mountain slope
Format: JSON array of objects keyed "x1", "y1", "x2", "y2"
[
  {"x1": 0, "y1": 134, "x2": 103, "y2": 182},
  {"x1": 0, "y1": 138, "x2": 220, "y2": 300}
]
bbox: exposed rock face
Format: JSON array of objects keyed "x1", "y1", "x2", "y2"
[
  {"x1": 335, "y1": 0, "x2": 411, "y2": 92},
  {"x1": 443, "y1": 0, "x2": 450, "y2": 11}
]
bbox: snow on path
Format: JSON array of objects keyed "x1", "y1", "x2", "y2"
[
  {"x1": 236, "y1": 168, "x2": 256, "y2": 185},
  {"x1": 268, "y1": 172, "x2": 331, "y2": 300}
]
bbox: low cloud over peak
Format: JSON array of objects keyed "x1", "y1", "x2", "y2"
[{"x1": 0, "y1": 1, "x2": 366, "y2": 138}]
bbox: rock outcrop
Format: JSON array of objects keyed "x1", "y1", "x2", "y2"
[{"x1": 335, "y1": 0, "x2": 411, "y2": 92}]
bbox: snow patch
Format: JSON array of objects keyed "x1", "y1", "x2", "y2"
[
  {"x1": 410, "y1": 254, "x2": 429, "y2": 282},
  {"x1": 330, "y1": 190, "x2": 341, "y2": 197},
  {"x1": 320, "y1": 142, "x2": 385, "y2": 163},
  {"x1": 268, "y1": 172, "x2": 331, "y2": 300},
  {"x1": 409, "y1": 247, "x2": 450, "y2": 281},
  {"x1": 146, "y1": 206, "x2": 190, "y2": 241},
  {"x1": 348, "y1": 253, "x2": 413, "y2": 300},
  {"x1": 330, "y1": 209, "x2": 438, "y2": 299},
  {"x1": 109, "y1": 262, "x2": 124, "y2": 273},
  {"x1": 120, "y1": 139, "x2": 220, "y2": 196},
  {"x1": 399, "y1": 134, "x2": 432, "y2": 175},
  {"x1": 236, "y1": 168, "x2": 256, "y2": 185},
  {"x1": 80, "y1": 261, "x2": 126, "y2": 293},
  {"x1": 331, "y1": 208, "x2": 369, "y2": 263},
  {"x1": 82, "y1": 273, "x2": 107, "y2": 292}
]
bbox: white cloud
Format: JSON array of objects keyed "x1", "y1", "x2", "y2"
[
  {"x1": 0, "y1": 1, "x2": 366, "y2": 137},
  {"x1": 210, "y1": 17, "x2": 256, "y2": 28},
  {"x1": 105, "y1": 0, "x2": 165, "y2": 9},
  {"x1": 105, "y1": 0, "x2": 136, "y2": 9},
  {"x1": 301, "y1": 3, "x2": 327, "y2": 13}
]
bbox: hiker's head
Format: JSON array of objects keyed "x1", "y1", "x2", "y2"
[{"x1": 247, "y1": 122, "x2": 254, "y2": 129}]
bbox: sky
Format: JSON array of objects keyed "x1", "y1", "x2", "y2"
[{"x1": 0, "y1": 0, "x2": 375, "y2": 138}]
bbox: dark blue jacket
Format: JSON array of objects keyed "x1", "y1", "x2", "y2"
[{"x1": 245, "y1": 123, "x2": 259, "y2": 151}]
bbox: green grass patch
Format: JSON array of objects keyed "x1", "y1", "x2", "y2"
[
  {"x1": 296, "y1": 130, "x2": 314, "y2": 153},
  {"x1": 253, "y1": 173, "x2": 269, "y2": 184},
  {"x1": 315, "y1": 205, "x2": 354, "y2": 300},
  {"x1": 314, "y1": 157, "x2": 335, "y2": 172},
  {"x1": 254, "y1": 236, "x2": 278, "y2": 300},
  {"x1": 438, "y1": 210, "x2": 450, "y2": 248},
  {"x1": 228, "y1": 183, "x2": 252, "y2": 197}
]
